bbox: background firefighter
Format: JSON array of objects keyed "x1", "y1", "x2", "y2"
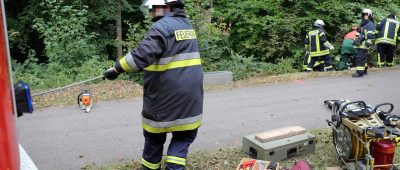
[
  {"x1": 103, "y1": 0, "x2": 204, "y2": 169},
  {"x1": 304, "y1": 19, "x2": 335, "y2": 72},
  {"x1": 352, "y1": 8, "x2": 375, "y2": 78},
  {"x1": 375, "y1": 13, "x2": 400, "y2": 67},
  {"x1": 337, "y1": 26, "x2": 358, "y2": 71}
]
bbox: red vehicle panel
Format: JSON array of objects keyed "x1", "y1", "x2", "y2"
[{"x1": 0, "y1": 1, "x2": 20, "y2": 169}]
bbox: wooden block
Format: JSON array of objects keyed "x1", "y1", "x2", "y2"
[{"x1": 255, "y1": 126, "x2": 306, "y2": 143}]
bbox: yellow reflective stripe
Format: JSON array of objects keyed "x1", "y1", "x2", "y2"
[
  {"x1": 309, "y1": 50, "x2": 330, "y2": 57},
  {"x1": 376, "y1": 38, "x2": 396, "y2": 45},
  {"x1": 166, "y1": 156, "x2": 186, "y2": 166},
  {"x1": 316, "y1": 33, "x2": 320, "y2": 52},
  {"x1": 141, "y1": 158, "x2": 161, "y2": 170},
  {"x1": 119, "y1": 57, "x2": 132, "y2": 73},
  {"x1": 144, "y1": 59, "x2": 201, "y2": 72},
  {"x1": 357, "y1": 66, "x2": 365, "y2": 71},
  {"x1": 384, "y1": 21, "x2": 390, "y2": 39},
  {"x1": 325, "y1": 66, "x2": 333, "y2": 69},
  {"x1": 377, "y1": 53, "x2": 381, "y2": 66},
  {"x1": 143, "y1": 120, "x2": 201, "y2": 133},
  {"x1": 395, "y1": 23, "x2": 399, "y2": 43}
]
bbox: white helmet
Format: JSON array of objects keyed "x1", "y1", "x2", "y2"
[
  {"x1": 142, "y1": 0, "x2": 178, "y2": 9},
  {"x1": 314, "y1": 19, "x2": 325, "y2": 27},
  {"x1": 362, "y1": 8, "x2": 373, "y2": 16}
]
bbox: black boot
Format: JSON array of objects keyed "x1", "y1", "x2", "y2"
[
  {"x1": 352, "y1": 72, "x2": 363, "y2": 78},
  {"x1": 364, "y1": 69, "x2": 368, "y2": 75}
]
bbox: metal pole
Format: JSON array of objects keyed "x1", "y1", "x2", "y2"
[{"x1": 32, "y1": 76, "x2": 104, "y2": 97}]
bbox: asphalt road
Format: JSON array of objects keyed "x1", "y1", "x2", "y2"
[{"x1": 18, "y1": 70, "x2": 400, "y2": 169}]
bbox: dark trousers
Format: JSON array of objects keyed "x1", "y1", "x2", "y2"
[
  {"x1": 307, "y1": 54, "x2": 332, "y2": 71},
  {"x1": 356, "y1": 49, "x2": 368, "y2": 74},
  {"x1": 377, "y1": 43, "x2": 395, "y2": 66},
  {"x1": 142, "y1": 129, "x2": 198, "y2": 170},
  {"x1": 338, "y1": 53, "x2": 351, "y2": 71}
]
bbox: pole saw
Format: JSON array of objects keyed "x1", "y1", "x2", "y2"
[{"x1": 32, "y1": 75, "x2": 104, "y2": 113}]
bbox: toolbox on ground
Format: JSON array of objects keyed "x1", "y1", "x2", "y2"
[
  {"x1": 242, "y1": 126, "x2": 316, "y2": 161},
  {"x1": 236, "y1": 158, "x2": 280, "y2": 170}
]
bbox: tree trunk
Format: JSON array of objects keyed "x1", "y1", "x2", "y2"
[{"x1": 116, "y1": 0, "x2": 122, "y2": 57}]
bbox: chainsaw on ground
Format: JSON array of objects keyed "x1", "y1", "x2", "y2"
[{"x1": 77, "y1": 90, "x2": 93, "y2": 113}]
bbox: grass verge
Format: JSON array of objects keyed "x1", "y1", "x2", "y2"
[{"x1": 81, "y1": 128, "x2": 400, "y2": 170}]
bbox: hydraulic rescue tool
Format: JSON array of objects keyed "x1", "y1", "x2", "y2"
[{"x1": 325, "y1": 100, "x2": 400, "y2": 170}]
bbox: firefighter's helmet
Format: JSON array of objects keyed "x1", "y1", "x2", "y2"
[
  {"x1": 314, "y1": 19, "x2": 325, "y2": 28},
  {"x1": 362, "y1": 8, "x2": 373, "y2": 19},
  {"x1": 141, "y1": 0, "x2": 184, "y2": 9}
]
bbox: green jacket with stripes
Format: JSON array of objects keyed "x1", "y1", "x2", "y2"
[{"x1": 116, "y1": 9, "x2": 204, "y2": 133}]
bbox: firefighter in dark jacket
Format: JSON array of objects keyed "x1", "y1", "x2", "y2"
[
  {"x1": 304, "y1": 19, "x2": 335, "y2": 72},
  {"x1": 352, "y1": 9, "x2": 375, "y2": 78},
  {"x1": 103, "y1": 0, "x2": 203, "y2": 169},
  {"x1": 375, "y1": 13, "x2": 400, "y2": 67}
]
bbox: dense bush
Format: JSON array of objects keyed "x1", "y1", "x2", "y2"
[{"x1": 6, "y1": 0, "x2": 400, "y2": 90}]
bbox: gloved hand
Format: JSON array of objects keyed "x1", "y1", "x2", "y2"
[
  {"x1": 353, "y1": 39, "x2": 361, "y2": 46},
  {"x1": 103, "y1": 67, "x2": 120, "y2": 80}
]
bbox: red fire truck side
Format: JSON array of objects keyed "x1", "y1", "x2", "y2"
[{"x1": 0, "y1": 0, "x2": 21, "y2": 169}]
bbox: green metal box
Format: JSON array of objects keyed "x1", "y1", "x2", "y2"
[{"x1": 242, "y1": 132, "x2": 316, "y2": 161}]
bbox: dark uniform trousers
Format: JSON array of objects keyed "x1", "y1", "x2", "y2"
[
  {"x1": 142, "y1": 129, "x2": 198, "y2": 170},
  {"x1": 307, "y1": 54, "x2": 332, "y2": 70},
  {"x1": 356, "y1": 49, "x2": 368, "y2": 74},
  {"x1": 377, "y1": 43, "x2": 396, "y2": 66}
]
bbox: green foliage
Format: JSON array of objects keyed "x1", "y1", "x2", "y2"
[
  {"x1": 6, "y1": 0, "x2": 400, "y2": 90},
  {"x1": 13, "y1": 55, "x2": 113, "y2": 90},
  {"x1": 32, "y1": 0, "x2": 97, "y2": 67},
  {"x1": 213, "y1": 0, "x2": 399, "y2": 64},
  {"x1": 122, "y1": 20, "x2": 150, "y2": 52},
  {"x1": 217, "y1": 50, "x2": 297, "y2": 80}
]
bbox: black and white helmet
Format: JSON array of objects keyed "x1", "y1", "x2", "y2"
[
  {"x1": 142, "y1": 0, "x2": 184, "y2": 9},
  {"x1": 314, "y1": 19, "x2": 325, "y2": 28}
]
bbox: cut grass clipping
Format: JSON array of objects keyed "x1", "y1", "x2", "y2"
[{"x1": 82, "y1": 128, "x2": 400, "y2": 169}]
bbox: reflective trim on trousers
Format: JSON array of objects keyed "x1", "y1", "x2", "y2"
[
  {"x1": 357, "y1": 66, "x2": 365, "y2": 71},
  {"x1": 166, "y1": 156, "x2": 186, "y2": 166},
  {"x1": 309, "y1": 50, "x2": 330, "y2": 57},
  {"x1": 142, "y1": 157, "x2": 161, "y2": 170}
]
